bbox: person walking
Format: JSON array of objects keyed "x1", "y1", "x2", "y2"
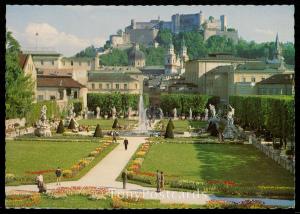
[
  {"x1": 156, "y1": 170, "x2": 161, "y2": 193},
  {"x1": 122, "y1": 170, "x2": 127, "y2": 189},
  {"x1": 123, "y1": 138, "x2": 129, "y2": 150},
  {"x1": 112, "y1": 131, "x2": 117, "y2": 143},
  {"x1": 36, "y1": 174, "x2": 46, "y2": 193},
  {"x1": 160, "y1": 171, "x2": 165, "y2": 191},
  {"x1": 55, "y1": 167, "x2": 62, "y2": 185}
]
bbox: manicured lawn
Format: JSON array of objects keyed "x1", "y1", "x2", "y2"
[
  {"x1": 140, "y1": 144, "x2": 294, "y2": 187},
  {"x1": 155, "y1": 119, "x2": 207, "y2": 132},
  {"x1": 77, "y1": 119, "x2": 137, "y2": 130},
  {"x1": 5, "y1": 140, "x2": 117, "y2": 185}
]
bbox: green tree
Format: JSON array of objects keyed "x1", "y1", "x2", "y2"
[
  {"x1": 100, "y1": 48, "x2": 128, "y2": 66},
  {"x1": 112, "y1": 118, "x2": 119, "y2": 129},
  {"x1": 6, "y1": 31, "x2": 34, "y2": 119},
  {"x1": 156, "y1": 29, "x2": 173, "y2": 48},
  {"x1": 94, "y1": 124, "x2": 104, "y2": 138},
  {"x1": 282, "y1": 42, "x2": 295, "y2": 65},
  {"x1": 56, "y1": 120, "x2": 65, "y2": 134},
  {"x1": 75, "y1": 45, "x2": 97, "y2": 58},
  {"x1": 165, "y1": 119, "x2": 174, "y2": 139}
]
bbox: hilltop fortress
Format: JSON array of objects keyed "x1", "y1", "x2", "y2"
[{"x1": 109, "y1": 11, "x2": 239, "y2": 48}]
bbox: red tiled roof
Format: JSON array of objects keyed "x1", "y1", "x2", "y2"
[
  {"x1": 37, "y1": 75, "x2": 85, "y2": 88},
  {"x1": 19, "y1": 54, "x2": 29, "y2": 69}
]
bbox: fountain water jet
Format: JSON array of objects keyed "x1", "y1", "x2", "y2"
[{"x1": 137, "y1": 94, "x2": 148, "y2": 132}]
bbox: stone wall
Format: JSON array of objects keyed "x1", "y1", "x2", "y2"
[
  {"x1": 251, "y1": 136, "x2": 295, "y2": 174},
  {"x1": 5, "y1": 118, "x2": 26, "y2": 130}
]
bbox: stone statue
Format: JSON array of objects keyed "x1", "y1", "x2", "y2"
[
  {"x1": 34, "y1": 105, "x2": 51, "y2": 137},
  {"x1": 204, "y1": 108, "x2": 209, "y2": 121},
  {"x1": 68, "y1": 103, "x2": 74, "y2": 118},
  {"x1": 227, "y1": 105, "x2": 235, "y2": 125},
  {"x1": 112, "y1": 106, "x2": 117, "y2": 119},
  {"x1": 189, "y1": 108, "x2": 192, "y2": 120},
  {"x1": 209, "y1": 104, "x2": 216, "y2": 119},
  {"x1": 84, "y1": 107, "x2": 88, "y2": 119},
  {"x1": 96, "y1": 106, "x2": 101, "y2": 119},
  {"x1": 158, "y1": 108, "x2": 163, "y2": 119},
  {"x1": 173, "y1": 108, "x2": 177, "y2": 119},
  {"x1": 128, "y1": 107, "x2": 132, "y2": 119}
]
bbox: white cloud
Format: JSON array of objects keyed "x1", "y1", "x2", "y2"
[{"x1": 20, "y1": 22, "x2": 101, "y2": 56}]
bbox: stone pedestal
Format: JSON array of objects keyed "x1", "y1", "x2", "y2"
[
  {"x1": 223, "y1": 124, "x2": 239, "y2": 139},
  {"x1": 34, "y1": 125, "x2": 52, "y2": 137}
]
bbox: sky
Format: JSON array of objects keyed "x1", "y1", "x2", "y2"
[{"x1": 6, "y1": 5, "x2": 294, "y2": 57}]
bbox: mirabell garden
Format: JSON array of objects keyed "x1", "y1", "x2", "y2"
[{"x1": 5, "y1": 92, "x2": 295, "y2": 209}]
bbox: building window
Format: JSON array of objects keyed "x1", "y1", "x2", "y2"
[
  {"x1": 74, "y1": 91, "x2": 78, "y2": 99},
  {"x1": 116, "y1": 84, "x2": 119, "y2": 89},
  {"x1": 106, "y1": 84, "x2": 110, "y2": 89},
  {"x1": 168, "y1": 59, "x2": 170, "y2": 64},
  {"x1": 242, "y1": 77, "x2": 246, "y2": 82},
  {"x1": 66, "y1": 88, "x2": 71, "y2": 96},
  {"x1": 99, "y1": 84, "x2": 102, "y2": 89},
  {"x1": 135, "y1": 84, "x2": 138, "y2": 89},
  {"x1": 38, "y1": 95, "x2": 44, "y2": 101},
  {"x1": 52, "y1": 61, "x2": 54, "y2": 65},
  {"x1": 50, "y1": 96, "x2": 56, "y2": 100},
  {"x1": 251, "y1": 77, "x2": 256, "y2": 82},
  {"x1": 71, "y1": 61, "x2": 74, "y2": 66},
  {"x1": 41, "y1": 60, "x2": 44, "y2": 65},
  {"x1": 124, "y1": 84, "x2": 128, "y2": 90},
  {"x1": 92, "y1": 84, "x2": 95, "y2": 90}
]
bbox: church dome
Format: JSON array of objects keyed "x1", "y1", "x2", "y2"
[{"x1": 129, "y1": 43, "x2": 145, "y2": 61}]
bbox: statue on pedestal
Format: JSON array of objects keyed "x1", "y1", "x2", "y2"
[
  {"x1": 189, "y1": 108, "x2": 193, "y2": 120},
  {"x1": 173, "y1": 108, "x2": 177, "y2": 119},
  {"x1": 227, "y1": 105, "x2": 235, "y2": 126},
  {"x1": 204, "y1": 108, "x2": 209, "y2": 121},
  {"x1": 84, "y1": 107, "x2": 88, "y2": 119},
  {"x1": 158, "y1": 108, "x2": 163, "y2": 119},
  {"x1": 112, "y1": 106, "x2": 117, "y2": 119},
  {"x1": 34, "y1": 105, "x2": 52, "y2": 137},
  {"x1": 96, "y1": 106, "x2": 101, "y2": 119}
]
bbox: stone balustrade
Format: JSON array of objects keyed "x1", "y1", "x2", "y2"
[{"x1": 251, "y1": 136, "x2": 295, "y2": 174}]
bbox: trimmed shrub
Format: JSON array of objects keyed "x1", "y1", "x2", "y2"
[
  {"x1": 68, "y1": 118, "x2": 76, "y2": 129},
  {"x1": 112, "y1": 118, "x2": 119, "y2": 129},
  {"x1": 5, "y1": 173, "x2": 16, "y2": 183},
  {"x1": 94, "y1": 124, "x2": 103, "y2": 138},
  {"x1": 165, "y1": 119, "x2": 174, "y2": 139},
  {"x1": 56, "y1": 120, "x2": 64, "y2": 134}
]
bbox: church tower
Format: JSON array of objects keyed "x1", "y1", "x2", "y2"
[
  {"x1": 274, "y1": 33, "x2": 282, "y2": 61},
  {"x1": 165, "y1": 42, "x2": 178, "y2": 74},
  {"x1": 180, "y1": 37, "x2": 189, "y2": 62}
]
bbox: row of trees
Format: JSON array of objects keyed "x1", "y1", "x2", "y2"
[
  {"x1": 229, "y1": 95, "x2": 294, "y2": 144},
  {"x1": 87, "y1": 93, "x2": 149, "y2": 116},
  {"x1": 160, "y1": 94, "x2": 211, "y2": 116}
]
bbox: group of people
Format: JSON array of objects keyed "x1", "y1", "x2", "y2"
[{"x1": 35, "y1": 167, "x2": 62, "y2": 193}]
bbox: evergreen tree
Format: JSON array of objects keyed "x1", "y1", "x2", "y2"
[
  {"x1": 165, "y1": 119, "x2": 174, "y2": 139},
  {"x1": 94, "y1": 124, "x2": 104, "y2": 137},
  {"x1": 112, "y1": 118, "x2": 119, "y2": 129},
  {"x1": 68, "y1": 118, "x2": 76, "y2": 129},
  {"x1": 5, "y1": 31, "x2": 34, "y2": 119},
  {"x1": 56, "y1": 120, "x2": 64, "y2": 134}
]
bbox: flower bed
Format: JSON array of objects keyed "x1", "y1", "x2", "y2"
[
  {"x1": 46, "y1": 186, "x2": 109, "y2": 199},
  {"x1": 6, "y1": 192, "x2": 41, "y2": 207},
  {"x1": 205, "y1": 199, "x2": 273, "y2": 209}
]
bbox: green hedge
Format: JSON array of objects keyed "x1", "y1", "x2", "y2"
[
  {"x1": 87, "y1": 93, "x2": 149, "y2": 116},
  {"x1": 160, "y1": 94, "x2": 211, "y2": 116},
  {"x1": 25, "y1": 101, "x2": 61, "y2": 126},
  {"x1": 229, "y1": 95, "x2": 294, "y2": 141}
]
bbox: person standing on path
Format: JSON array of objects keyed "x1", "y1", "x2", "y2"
[
  {"x1": 112, "y1": 131, "x2": 117, "y2": 143},
  {"x1": 156, "y1": 170, "x2": 161, "y2": 193},
  {"x1": 123, "y1": 138, "x2": 129, "y2": 150},
  {"x1": 160, "y1": 171, "x2": 165, "y2": 191},
  {"x1": 122, "y1": 170, "x2": 127, "y2": 189},
  {"x1": 55, "y1": 167, "x2": 62, "y2": 185}
]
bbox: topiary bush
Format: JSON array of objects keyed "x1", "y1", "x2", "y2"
[
  {"x1": 94, "y1": 124, "x2": 103, "y2": 138},
  {"x1": 56, "y1": 120, "x2": 64, "y2": 134},
  {"x1": 68, "y1": 118, "x2": 76, "y2": 130},
  {"x1": 165, "y1": 119, "x2": 174, "y2": 139},
  {"x1": 112, "y1": 118, "x2": 119, "y2": 129}
]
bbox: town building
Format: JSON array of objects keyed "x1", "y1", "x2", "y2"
[
  {"x1": 87, "y1": 66, "x2": 144, "y2": 94},
  {"x1": 256, "y1": 73, "x2": 294, "y2": 95},
  {"x1": 165, "y1": 39, "x2": 189, "y2": 75},
  {"x1": 19, "y1": 53, "x2": 37, "y2": 102},
  {"x1": 128, "y1": 43, "x2": 146, "y2": 68},
  {"x1": 36, "y1": 75, "x2": 88, "y2": 109}
]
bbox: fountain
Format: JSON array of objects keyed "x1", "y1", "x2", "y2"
[{"x1": 137, "y1": 94, "x2": 148, "y2": 133}]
